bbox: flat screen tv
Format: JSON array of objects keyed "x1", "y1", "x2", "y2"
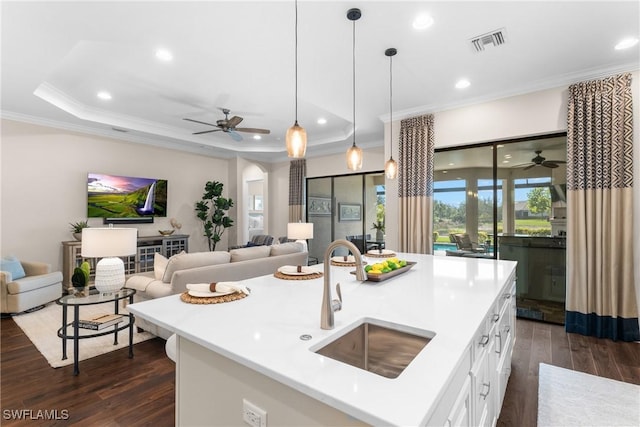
[{"x1": 87, "y1": 173, "x2": 167, "y2": 222}]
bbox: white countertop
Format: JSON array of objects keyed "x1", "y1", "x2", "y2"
[{"x1": 128, "y1": 253, "x2": 517, "y2": 426}]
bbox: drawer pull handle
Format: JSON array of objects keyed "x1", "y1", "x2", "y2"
[
  {"x1": 480, "y1": 382, "x2": 491, "y2": 399},
  {"x1": 505, "y1": 326, "x2": 510, "y2": 333},
  {"x1": 504, "y1": 293, "x2": 512, "y2": 299},
  {"x1": 492, "y1": 313, "x2": 500, "y2": 323},
  {"x1": 479, "y1": 335, "x2": 490, "y2": 346}
]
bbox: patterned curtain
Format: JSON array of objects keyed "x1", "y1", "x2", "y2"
[
  {"x1": 288, "y1": 159, "x2": 306, "y2": 222},
  {"x1": 565, "y1": 73, "x2": 639, "y2": 341},
  {"x1": 398, "y1": 114, "x2": 434, "y2": 254}
]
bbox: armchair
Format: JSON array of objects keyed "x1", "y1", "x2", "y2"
[{"x1": 1, "y1": 260, "x2": 62, "y2": 314}]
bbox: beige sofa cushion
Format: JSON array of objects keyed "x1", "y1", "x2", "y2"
[
  {"x1": 162, "y1": 251, "x2": 231, "y2": 283},
  {"x1": 229, "y1": 245, "x2": 271, "y2": 262},
  {"x1": 270, "y1": 242, "x2": 303, "y2": 256}
]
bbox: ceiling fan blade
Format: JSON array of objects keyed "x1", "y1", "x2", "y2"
[
  {"x1": 235, "y1": 127, "x2": 271, "y2": 134},
  {"x1": 183, "y1": 118, "x2": 218, "y2": 127},
  {"x1": 193, "y1": 129, "x2": 222, "y2": 135},
  {"x1": 523, "y1": 164, "x2": 537, "y2": 171},
  {"x1": 542, "y1": 162, "x2": 559, "y2": 168},
  {"x1": 228, "y1": 130, "x2": 243, "y2": 142},
  {"x1": 226, "y1": 116, "x2": 244, "y2": 128},
  {"x1": 546, "y1": 160, "x2": 566, "y2": 164}
]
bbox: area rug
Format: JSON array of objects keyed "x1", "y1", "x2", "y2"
[
  {"x1": 538, "y1": 363, "x2": 640, "y2": 426},
  {"x1": 11, "y1": 301, "x2": 154, "y2": 368}
]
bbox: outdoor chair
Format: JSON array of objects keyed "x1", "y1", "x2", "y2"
[{"x1": 453, "y1": 233, "x2": 487, "y2": 253}]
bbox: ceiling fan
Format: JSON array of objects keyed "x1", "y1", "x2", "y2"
[
  {"x1": 183, "y1": 108, "x2": 270, "y2": 142},
  {"x1": 513, "y1": 150, "x2": 566, "y2": 170}
]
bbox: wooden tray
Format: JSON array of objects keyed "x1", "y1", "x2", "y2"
[{"x1": 351, "y1": 261, "x2": 417, "y2": 282}]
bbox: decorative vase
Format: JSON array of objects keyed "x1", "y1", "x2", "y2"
[
  {"x1": 376, "y1": 230, "x2": 384, "y2": 241},
  {"x1": 73, "y1": 232, "x2": 82, "y2": 241}
]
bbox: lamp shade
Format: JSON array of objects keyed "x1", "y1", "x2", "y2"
[
  {"x1": 385, "y1": 157, "x2": 398, "y2": 179},
  {"x1": 287, "y1": 222, "x2": 313, "y2": 240},
  {"x1": 286, "y1": 122, "x2": 307, "y2": 158},
  {"x1": 346, "y1": 144, "x2": 363, "y2": 171},
  {"x1": 81, "y1": 228, "x2": 137, "y2": 258}
]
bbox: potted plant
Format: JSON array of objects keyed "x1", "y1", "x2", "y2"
[
  {"x1": 372, "y1": 220, "x2": 385, "y2": 242},
  {"x1": 195, "y1": 181, "x2": 234, "y2": 251},
  {"x1": 71, "y1": 261, "x2": 91, "y2": 296},
  {"x1": 69, "y1": 220, "x2": 89, "y2": 241}
]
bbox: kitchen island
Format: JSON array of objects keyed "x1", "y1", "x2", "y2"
[{"x1": 128, "y1": 252, "x2": 517, "y2": 426}]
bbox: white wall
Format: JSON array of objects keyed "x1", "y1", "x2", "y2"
[
  {"x1": 384, "y1": 70, "x2": 640, "y2": 315},
  {"x1": 0, "y1": 119, "x2": 228, "y2": 270}
]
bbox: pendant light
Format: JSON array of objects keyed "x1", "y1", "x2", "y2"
[
  {"x1": 346, "y1": 8, "x2": 363, "y2": 171},
  {"x1": 384, "y1": 48, "x2": 398, "y2": 179},
  {"x1": 286, "y1": 0, "x2": 307, "y2": 158}
]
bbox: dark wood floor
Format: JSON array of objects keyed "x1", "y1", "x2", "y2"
[{"x1": 2, "y1": 316, "x2": 638, "y2": 426}]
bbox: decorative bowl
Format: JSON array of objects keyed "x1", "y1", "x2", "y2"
[{"x1": 159, "y1": 229, "x2": 175, "y2": 236}]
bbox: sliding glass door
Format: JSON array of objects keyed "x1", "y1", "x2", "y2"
[{"x1": 306, "y1": 172, "x2": 384, "y2": 261}]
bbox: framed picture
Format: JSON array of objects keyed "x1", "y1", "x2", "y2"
[
  {"x1": 339, "y1": 203, "x2": 361, "y2": 221},
  {"x1": 308, "y1": 196, "x2": 332, "y2": 216}
]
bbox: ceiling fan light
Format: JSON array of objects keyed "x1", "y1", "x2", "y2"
[
  {"x1": 346, "y1": 143, "x2": 363, "y2": 171},
  {"x1": 286, "y1": 122, "x2": 307, "y2": 158},
  {"x1": 385, "y1": 157, "x2": 398, "y2": 179}
]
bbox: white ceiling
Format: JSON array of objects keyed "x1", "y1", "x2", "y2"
[{"x1": 1, "y1": 1, "x2": 638, "y2": 163}]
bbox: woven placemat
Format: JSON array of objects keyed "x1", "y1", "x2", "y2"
[
  {"x1": 273, "y1": 271, "x2": 323, "y2": 280},
  {"x1": 331, "y1": 260, "x2": 356, "y2": 267},
  {"x1": 367, "y1": 252, "x2": 396, "y2": 258},
  {"x1": 180, "y1": 291, "x2": 248, "y2": 304}
]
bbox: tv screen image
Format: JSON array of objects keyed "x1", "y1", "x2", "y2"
[{"x1": 87, "y1": 173, "x2": 167, "y2": 218}]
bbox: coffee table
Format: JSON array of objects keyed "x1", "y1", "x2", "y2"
[{"x1": 56, "y1": 288, "x2": 136, "y2": 375}]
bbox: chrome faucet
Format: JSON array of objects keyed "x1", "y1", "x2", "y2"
[{"x1": 321, "y1": 239, "x2": 366, "y2": 330}]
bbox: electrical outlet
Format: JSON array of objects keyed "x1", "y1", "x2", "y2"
[{"x1": 242, "y1": 399, "x2": 267, "y2": 427}]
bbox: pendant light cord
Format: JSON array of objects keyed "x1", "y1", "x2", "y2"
[
  {"x1": 294, "y1": 0, "x2": 299, "y2": 123},
  {"x1": 352, "y1": 18, "x2": 356, "y2": 147},
  {"x1": 389, "y1": 53, "x2": 393, "y2": 159}
]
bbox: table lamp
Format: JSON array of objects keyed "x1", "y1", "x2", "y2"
[
  {"x1": 287, "y1": 222, "x2": 313, "y2": 252},
  {"x1": 81, "y1": 226, "x2": 137, "y2": 295}
]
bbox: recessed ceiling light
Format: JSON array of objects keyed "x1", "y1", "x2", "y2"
[
  {"x1": 253, "y1": 135, "x2": 262, "y2": 140},
  {"x1": 442, "y1": 170, "x2": 448, "y2": 174},
  {"x1": 615, "y1": 37, "x2": 639, "y2": 50},
  {"x1": 155, "y1": 48, "x2": 173, "y2": 61},
  {"x1": 413, "y1": 13, "x2": 434, "y2": 30},
  {"x1": 504, "y1": 154, "x2": 512, "y2": 159},
  {"x1": 502, "y1": 160, "x2": 510, "y2": 164},
  {"x1": 455, "y1": 79, "x2": 470, "y2": 89},
  {"x1": 97, "y1": 91, "x2": 112, "y2": 100},
  {"x1": 448, "y1": 162, "x2": 454, "y2": 166},
  {"x1": 317, "y1": 118, "x2": 327, "y2": 125}
]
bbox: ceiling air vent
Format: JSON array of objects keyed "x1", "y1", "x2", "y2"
[{"x1": 470, "y1": 28, "x2": 507, "y2": 52}]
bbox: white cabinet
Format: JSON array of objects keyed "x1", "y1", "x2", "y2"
[
  {"x1": 446, "y1": 377, "x2": 471, "y2": 427},
  {"x1": 431, "y1": 275, "x2": 516, "y2": 427},
  {"x1": 469, "y1": 277, "x2": 516, "y2": 427}
]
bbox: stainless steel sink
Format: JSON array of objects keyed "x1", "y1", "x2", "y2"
[{"x1": 314, "y1": 320, "x2": 435, "y2": 379}]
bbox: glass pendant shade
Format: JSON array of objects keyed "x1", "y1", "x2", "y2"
[
  {"x1": 385, "y1": 157, "x2": 398, "y2": 179},
  {"x1": 286, "y1": 121, "x2": 307, "y2": 158},
  {"x1": 346, "y1": 143, "x2": 363, "y2": 171}
]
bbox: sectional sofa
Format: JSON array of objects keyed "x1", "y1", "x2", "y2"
[{"x1": 125, "y1": 242, "x2": 308, "y2": 338}]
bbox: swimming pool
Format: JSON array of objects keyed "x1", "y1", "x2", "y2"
[{"x1": 433, "y1": 243, "x2": 457, "y2": 251}]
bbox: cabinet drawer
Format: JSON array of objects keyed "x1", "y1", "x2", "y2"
[{"x1": 471, "y1": 343, "x2": 494, "y2": 427}]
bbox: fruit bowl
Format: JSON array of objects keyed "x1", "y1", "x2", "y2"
[
  {"x1": 351, "y1": 261, "x2": 417, "y2": 282},
  {"x1": 159, "y1": 229, "x2": 175, "y2": 236}
]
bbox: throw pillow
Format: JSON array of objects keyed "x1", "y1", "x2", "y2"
[
  {"x1": 154, "y1": 253, "x2": 168, "y2": 280},
  {"x1": 0, "y1": 255, "x2": 26, "y2": 280}
]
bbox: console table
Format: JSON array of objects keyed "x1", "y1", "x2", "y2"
[{"x1": 61, "y1": 234, "x2": 189, "y2": 291}]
